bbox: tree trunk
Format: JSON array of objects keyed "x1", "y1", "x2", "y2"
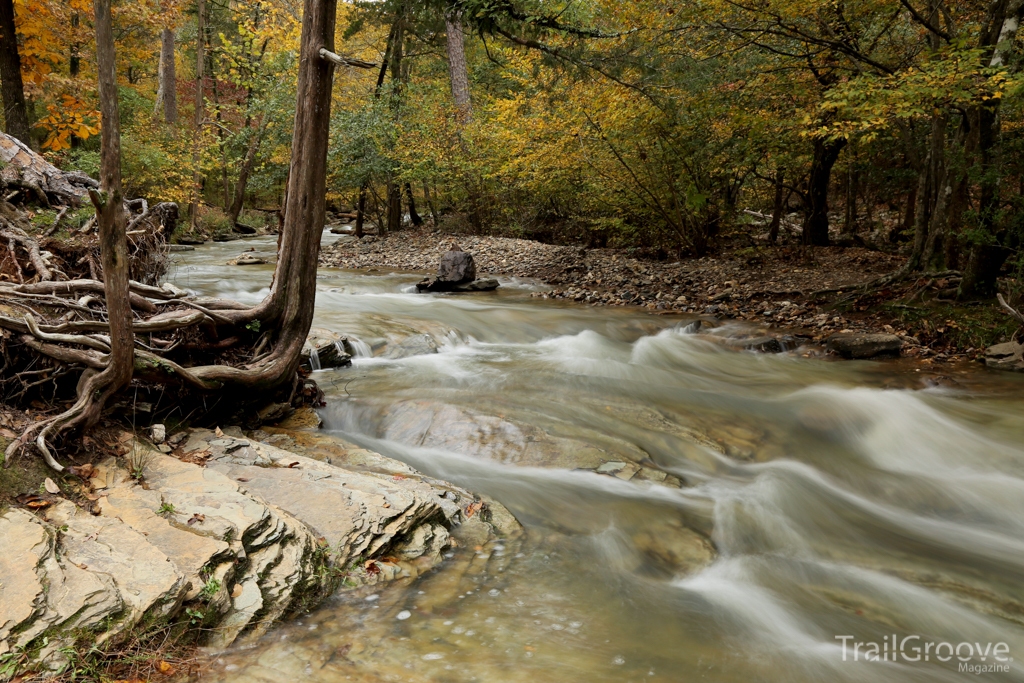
[
  {"x1": 405, "y1": 182, "x2": 422, "y2": 226},
  {"x1": 227, "y1": 121, "x2": 267, "y2": 226},
  {"x1": 354, "y1": 185, "x2": 366, "y2": 237},
  {"x1": 423, "y1": 180, "x2": 439, "y2": 226},
  {"x1": 154, "y1": 27, "x2": 178, "y2": 123},
  {"x1": 843, "y1": 161, "x2": 857, "y2": 234},
  {"x1": 445, "y1": 11, "x2": 472, "y2": 122},
  {"x1": 189, "y1": 0, "x2": 206, "y2": 231},
  {"x1": 385, "y1": 180, "x2": 401, "y2": 234},
  {"x1": 768, "y1": 169, "x2": 784, "y2": 245},
  {"x1": 384, "y1": 11, "x2": 405, "y2": 236},
  {"x1": 802, "y1": 137, "x2": 846, "y2": 246},
  {"x1": 0, "y1": 0, "x2": 29, "y2": 145},
  {"x1": 232, "y1": 0, "x2": 336, "y2": 341},
  {"x1": 85, "y1": 0, "x2": 132, "y2": 427},
  {"x1": 957, "y1": 0, "x2": 1024, "y2": 298}
]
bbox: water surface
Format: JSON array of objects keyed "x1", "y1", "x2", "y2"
[{"x1": 171, "y1": 234, "x2": 1024, "y2": 682}]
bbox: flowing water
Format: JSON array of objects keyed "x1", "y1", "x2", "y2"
[{"x1": 171, "y1": 235, "x2": 1024, "y2": 683}]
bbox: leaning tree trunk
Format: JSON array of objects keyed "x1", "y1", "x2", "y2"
[
  {"x1": 186, "y1": 0, "x2": 339, "y2": 389},
  {"x1": 0, "y1": 0, "x2": 29, "y2": 145},
  {"x1": 802, "y1": 136, "x2": 846, "y2": 246},
  {"x1": 227, "y1": 121, "x2": 267, "y2": 227},
  {"x1": 154, "y1": 27, "x2": 178, "y2": 123}
]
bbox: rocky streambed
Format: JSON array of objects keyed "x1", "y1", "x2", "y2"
[{"x1": 0, "y1": 425, "x2": 516, "y2": 678}]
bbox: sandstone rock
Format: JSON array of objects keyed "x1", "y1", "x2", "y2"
[
  {"x1": 985, "y1": 340, "x2": 1024, "y2": 372},
  {"x1": 826, "y1": 332, "x2": 903, "y2": 359},
  {"x1": 0, "y1": 431, "x2": 504, "y2": 676}
]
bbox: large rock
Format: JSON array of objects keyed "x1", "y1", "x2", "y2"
[
  {"x1": 985, "y1": 340, "x2": 1024, "y2": 371},
  {"x1": 0, "y1": 431, "x2": 508, "y2": 676},
  {"x1": 437, "y1": 246, "x2": 476, "y2": 284},
  {"x1": 826, "y1": 332, "x2": 903, "y2": 359},
  {"x1": 414, "y1": 246, "x2": 499, "y2": 293}
]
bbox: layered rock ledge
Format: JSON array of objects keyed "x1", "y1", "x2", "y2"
[{"x1": 0, "y1": 430, "x2": 512, "y2": 677}]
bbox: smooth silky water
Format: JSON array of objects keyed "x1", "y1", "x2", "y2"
[{"x1": 171, "y1": 234, "x2": 1024, "y2": 682}]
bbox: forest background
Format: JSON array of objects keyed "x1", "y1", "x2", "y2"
[{"x1": 3, "y1": 0, "x2": 1024, "y2": 301}]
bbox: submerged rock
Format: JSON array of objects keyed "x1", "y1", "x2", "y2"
[
  {"x1": 453, "y1": 277, "x2": 500, "y2": 292},
  {"x1": 229, "y1": 252, "x2": 267, "y2": 266},
  {"x1": 985, "y1": 340, "x2": 1024, "y2": 371},
  {"x1": 384, "y1": 333, "x2": 439, "y2": 359},
  {"x1": 826, "y1": 332, "x2": 903, "y2": 359}
]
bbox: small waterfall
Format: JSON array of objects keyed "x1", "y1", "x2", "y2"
[
  {"x1": 347, "y1": 337, "x2": 373, "y2": 358},
  {"x1": 308, "y1": 346, "x2": 321, "y2": 371}
]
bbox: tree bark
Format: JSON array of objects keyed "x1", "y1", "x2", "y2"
[
  {"x1": 405, "y1": 182, "x2": 422, "y2": 226},
  {"x1": 354, "y1": 186, "x2": 366, "y2": 237},
  {"x1": 227, "y1": 120, "x2": 267, "y2": 226},
  {"x1": 423, "y1": 180, "x2": 439, "y2": 226},
  {"x1": 154, "y1": 28, "x2": 178, "y2": 123},
  {"x1": 0, "y1": 0, "x2": 29, "y2": 145},
  {"x1": 189, "y1": 0, "x2": 206, "y2": 230},
  {"x1": 384, "y1": 10, "x2": 405, "y2": 235},
  {"x1": 768, "y1": 169, "x2": 784, "y2": 245},
  {"x1": 445, "y1": 11, "x2": 472, "y2": 122},
  {"x1": 802, "y1": 137, "x2": 846, "y2": 246}
]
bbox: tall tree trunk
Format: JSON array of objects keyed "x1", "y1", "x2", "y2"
[
  {"x1": 445, "y1": 11, "x2": 472, "y2": 122},
  {"x1": 802, "y1": 137, "x2": 846, "y2": 246},
  {"x1": 843, "y1": 161, "x2": 857, "y2": 235},
  {"x1": 189, "y1": 0, "x2": 206, "y2": 231},
  {"x1": 354, "y1": 21, "x2": 397, "y2": 238},
  {"x1": 246, "y1": 0, "x2": 336, "y2": 346},
  {"x1": 154, "y1": 28, "x2": 178, "y2": 123},
  {"x1": 423, "y1": 180, "x2": 439, "y2": 226},
  {"x1": 384, "y1": 10, "x2": 405, "y2": 236},
  {"x1": 405, "y1": 182, "x2": 422, "y2": 226},
  {"x1": 0, "y1": 0, "x2": 29, "y2": 145},
  {"x1": 85, "y1": 0, "x2": 132, "y2": 429},
  {"x1": 768, "y1": 169, "x2": 784, "y2": 246},
  {"x1": 227, "y1": 122, "x2": 267, "y2": 226},
  {"x1": 958, "y1": 0, "x2": 1024, "y2": 298},
  {"x1": 354, "y1": 186, "x2": 366, "y2": 237}
]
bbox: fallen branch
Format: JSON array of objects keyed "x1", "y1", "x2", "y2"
[{"x1": 997, "y1": 293, "x2": 1024, "y2": 327}]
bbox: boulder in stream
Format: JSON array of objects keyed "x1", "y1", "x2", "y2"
[
  {"x1": 985, "y1": 340, "x2": 1024, "y2": 371},
  {"x1": 229, "y1": 252, "x2": 267, "y2": 266},
  {"x1": 826, "y1": 332, "x2": 903, "y2": 359},
  {"x1": 416, "y1": 244, "x2": 499, "y2": 293}
]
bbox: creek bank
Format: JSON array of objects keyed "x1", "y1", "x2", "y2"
[
  {"x1": 319, "y1": 228, "x2": 1021, "y2": 363},
  {"x1": 0, "y1": 427, "x2": 514, "y2": 679}
]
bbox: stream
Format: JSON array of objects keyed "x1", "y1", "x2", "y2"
[{"x1": 170, "y1": 234, "x2": 1024, "y2": 683}]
